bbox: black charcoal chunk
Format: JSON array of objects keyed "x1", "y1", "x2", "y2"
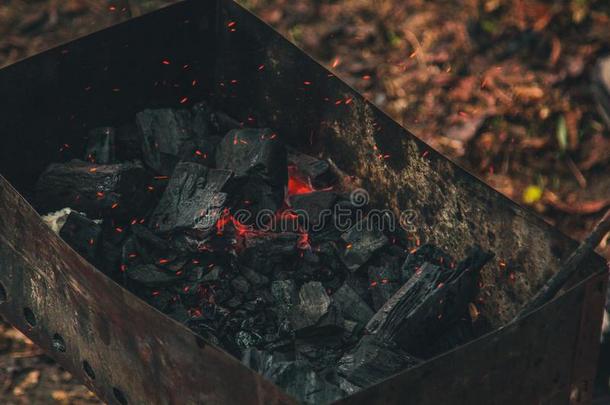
[
  {"x1": 401, "y1": 244, "x2": 454, "y2": 283},
  {"x1": 240, "y1": 266, "x2": 269, "y2": 287},
  {"x1": 332, "y1": 283, "x2": 374, "y2": 326},
  {"x1": 366, "y1": 246, "x2": 493, "y2": 357},
  {"x1": 216, "y1": 128, "x2": 286, "y2": 185},
  {"x1": 177, "y1": 137, "x2": 220, "y2": 166},
  {"x1": 35, "y1": 160, "x2": 150, "y2": 219},
  {"x1": 190, "y1": 102, "x2": 214, "y2": 138},
  {"x1": 265, "y1": 360, "x2": 344, "y2": 404},
  {"x1": 367, "y1": 254, "x2": 402, "y2": 310},
  {"x1": 211, "y1": 110, "x2": 241, "y2": 134},
  {"x1": 201, "y1": 266, "x2": 221, "y2": 282},
  {"x1": 240, "y1": 233, "x2": 300, "y2": 271},
  {"x1": 59, "y1": 212, "x2": 102, "y2": 266},
  {"x1": 136, "y1": 108, "x2": 197, "y2": 174},
  {"x1": 116, "y1": 123, "x2": 142, "y2": 161},
  {"x1": 288, "y1": 150, "x2": 335, "y2": 188},
  {"x1": 231, "y1": 275, "x2": 251, "y2": 294},
  {"x1": 337, "y1": 335, "x2": 420, "y2": 388},
  {"x1": 85, "y1": 127, "x2": 116, "y2": 164},
  {"x1": 149, "y1": 162, "x2": 231, "y2": 235},
  {"x1": 339, "y1": 219, "x2": 388, "y2": 271},
  {"x1": 291, "y1": 282, "x2": 332, "y2": 331},
  {"x1": 126, "y1": 264, "x2": 177, "y2": 286},
  {"x1": 289, "y1": 191, "x2": 337, "y2": 230},
  {"x1": 216, "y1": 128, "x2": 287, "y2": 218}
]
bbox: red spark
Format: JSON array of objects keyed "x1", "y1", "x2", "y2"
[
  {"x1": 96, "y1": 192, "x2": 105, "y2": 199},
  {"x1": 362, "y1": 75, "x2": 371, "y2": 80},
  {"x1": 258, "y1": 64, "x2": 265, "y2": 71},
  {"x1": 192, "y1": 80, "x2": 198, "y2": 87},
  {"x1": 158, "y1": 258, "x2": 169, "y2": 264},
  {"x1": 111, "y1": 203, "x2": 119, "y2": 209},
  {"x1": 331, "y1": 58, "x2": 341, "y2": 68},
  {"x1": 115, "y1": 227, "x2": 123, "y2": 233},
  {"x1": 152, "y1": 291, "x2": 160, "y2": 297},
  {"x1": 120, "y1": 264, "x2": 127, "y2": 272},
  {"x1": 179, "y1": 96, "x2": 189, "y2": 104},
  {"x1": 303, "y1": 81, "x2": 312, "y2": 86},
  {"x1": 162, "y1": 59, "x2": 171, "y2": 65},
  {"x1": 370, "y1": 281, "x2": 378, "y2": 287},
  {"x1": 154, "y1": 175, "x2": 169, "y2": 180},
  {"x1": 89, "y1": 167, "x2": 98, "y2": 173},
  {"x1": 227, "y1": 21, "x2": 236, "y2": 28}
]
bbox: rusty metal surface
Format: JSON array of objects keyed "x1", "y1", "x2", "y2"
[
  {"x1": 335, "y1": 270, "x2": 608, "y2": 405},
  {"x1": 0, "y1": 0, "x2": 606, "y2": 404},
  {"x1": 0, "y1": 176, "x2": 297, "y2": 405}
]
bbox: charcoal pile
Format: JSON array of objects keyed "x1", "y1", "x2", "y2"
[{"x1": 35, "y1": 102, "x2": 494, "y2": 404}]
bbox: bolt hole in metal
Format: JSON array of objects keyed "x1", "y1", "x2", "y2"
[
  {"x1": 83, "y1": 360, "x2": 96, "y2": 380},
  {"x1": 52, "y1": 333, "x2": 66, "y2": 352},
  {"x1": 23, "y1": 307, "x2": 36, "y2": 327},
  {"x1": 0, "y1": 281, "x2": 6, "y2": 304},
  {"x1": 113, "y1": 387, "x2": 128, "y2": 405}
]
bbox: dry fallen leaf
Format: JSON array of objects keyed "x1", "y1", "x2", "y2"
[
  {"x1": 12, "y1": 369, "x2": 41, "y2": 396},
  {"x1": 513, "y1": 85, "x2": 544, "y2": 101}
]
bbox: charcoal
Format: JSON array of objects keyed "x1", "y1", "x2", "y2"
[
  {"x1": 332, "y1": 283, "x2": 374, "y2": 326},
  {"x1": 59, "y1": 212, "x2": 103, "y2": 266},
  {"x1": 149, "y1": 163, "x2": 231, "y2": 235},
  {"x1": 366, "y1": 246, "x2": 493, "y2": 357},
  {"x1": 290, "y1": 282, "x2": 332, "y2": 331},
  {"x1": 289, "y1": 191, "x2": 337, "y2": 230},
  {"x1": 190, "y1": 102, "x2": 215, "y2": 138},
  {"x1": 210, "y1": 110, "x2": 241, "y2": 134},
  {"x1": 131, "y1": 224, "x2": 170, "y2": 252},
  {"x1": 34, "y1": 160, "x2": 150, "y2": 219},
  {"x1": 287, "y1": 150, "x2": 336, "y2": 188},
  {"x1": 216, "y1": 128, "x2": 286, "y2": 185},
  {"x1": 264, "y1": 360, "x2": 344, "y2": 404},
  {"x1": 225, "y1": 176, "x2": 285, "y2": 221},
  {"x1": 85, "y1": 127, "x2": 116, "y2": 164},
  {"x1": 201, "y1": 266, "x2": 221, "y2": 282},
  {"x1": 235, "y1": 330, "x2": 263, "y2": 351},
  {"x1": 339, "y1": 219, "x2": 389, "y2": 271},
  {"x1": 337, "y1": 335, "x2": 420, "y2": 388},
  {"x1": 177, "y1": 137, "x2": 220, "y2": 165},
  {"x1": 136, "y1": 108, "x2": 198, "y2": 174},
  {"x1": 216, "y1": 128, "x2": 287, "y2": 218},
  {"x1": 240, "y1": 233, "x2": 300, "y2": 272},
  {"x1": 401, "y1": 243, "x2": 454, "y2": 282},
  {"x1": 240, "y1": 266, "x2": 269, "y2": 287},
  {"x1": 126, "y1": 264, "x2": 179, "y2": 286},
  {"x1": 116, "y1": 123, "x2": 142, "y2": 161},
  {"x1": 231, "y1": 275, "x2": 251, "y2": 294},
  {"x1": 367, "y1": 254, "x2": 402, "y2": 310}
]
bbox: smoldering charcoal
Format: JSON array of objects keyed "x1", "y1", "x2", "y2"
[{"x1": 35, "y1": 101, "x2": 495, "y2": 404}]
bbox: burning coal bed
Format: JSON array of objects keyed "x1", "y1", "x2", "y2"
[{"x1": 36, "y1": 102, "x2": 494, "y2": 404}]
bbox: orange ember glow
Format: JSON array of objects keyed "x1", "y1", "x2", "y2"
[{"x1": 287, "y1": 166, "x2": 315, "y2": 196}]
